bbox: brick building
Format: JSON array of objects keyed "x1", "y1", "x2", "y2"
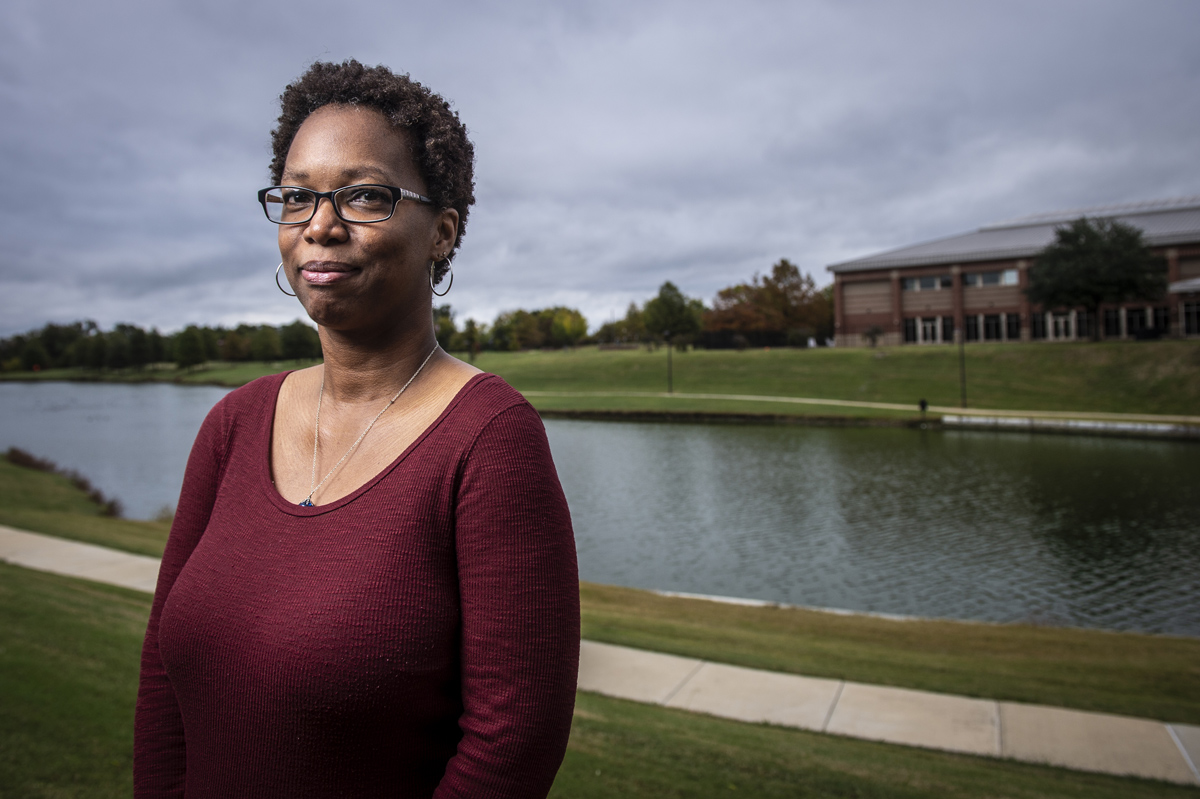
[{"x1": 827, "y1": 197, "x2": 1200, "y2": 347}]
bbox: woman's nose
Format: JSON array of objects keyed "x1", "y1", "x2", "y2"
[{"x1": 305, "y1": 197, "x2": 348, "y2": 242}]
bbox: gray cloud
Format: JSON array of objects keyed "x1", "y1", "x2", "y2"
[{"x1": 2, "y1": 0, "x2": 1198, "y2": 335}]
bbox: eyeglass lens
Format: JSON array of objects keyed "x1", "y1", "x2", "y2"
[{"x1": 262, "y1": 186, "x2": 397, "y2": 224}]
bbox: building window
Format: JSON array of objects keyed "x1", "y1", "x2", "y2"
[
  {"x1": 984, "y1": 314, "x2": 1002, "y2": 341},
  {"x1": 1186, "y1": 303, "x2": 1200, "y2": 336},
  {"x1": 1126, "y1": 308, "x2": 1146, "y2": 335},
  {"x1": 904, "y1": 318, "x2": 917, "y2": 343},
  {"x1": 902, "y1": 275, "x2": 952, "y2": 291},
  {"x1": 1031, "y1": 313, "x2": 1047, "y2": 340},
  {"x1": 1103, "y1": 309, "x2": 1121, "y2": 337},
  {"x1": 1077, "y1": 311, "x2": 1094, "y2": 340},
  {"x1": 942, "y1": 316, "x2": 955, "y2": 343},
  {"x1": 964, "y1": 269, "x2": 1018, "y2": 288},
  {"x1": 965, "y1": 315, "x2": 980, "y2": 341},
  {"x1": 1153, "y1": 307, "x2": 1170, "y2": 333},
  {"x1": 1006, "y1": 313, "x2": 1021, "y2": 340}
]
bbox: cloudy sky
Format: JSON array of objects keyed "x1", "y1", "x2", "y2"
[{"x1": 2, "y1": 0, "x2": 1198, "y2": 336}]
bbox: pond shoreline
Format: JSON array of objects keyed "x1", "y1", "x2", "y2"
[
  {"x1": 538, "y1": 408, "x2": 1200, "y2": 441},
  {"x1": 7, "y1": 374, "x2": 1196, "y2": 441}
]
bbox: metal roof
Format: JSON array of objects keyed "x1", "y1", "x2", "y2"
[{"x1": 828, "y1": 197, "x2": 1200, "y2": 274}]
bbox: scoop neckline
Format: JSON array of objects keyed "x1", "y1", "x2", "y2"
[{"x1": 258, "y1": 370, "x2": 495, "y2": 517}]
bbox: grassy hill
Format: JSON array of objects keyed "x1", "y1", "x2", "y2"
[{"x1": 5, "y1": 340, "x2": 1199, "y2": 417}]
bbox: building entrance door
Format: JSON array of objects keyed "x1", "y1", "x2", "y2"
[
  {"x1": 1052, "y1": 313, "x2": 1072, "y2": 340},
  {"x1": 921, "y1": 317, "x2": 939, "y2": 343}
]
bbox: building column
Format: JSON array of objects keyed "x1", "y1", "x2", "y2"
[
  {"x1": 1119, "y1": 307, "x2": 1127, "y2": 339},
  {"x1": 890, "y1": 269, "x2": 901, "y2": 343},
  {"x1": 1166, "y1": 249, "x2": 1180, "y2": 338},
  {"x1": 1070, "y1": 310, "x2": 1078, "y2": 340},
  {"x1": 1017, "y1": 260, "x2": 1031, "y2": 341}
]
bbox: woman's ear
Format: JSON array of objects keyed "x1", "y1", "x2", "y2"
[{"x1": 434, "y1": 208, "x2": 459, "y2": 259}]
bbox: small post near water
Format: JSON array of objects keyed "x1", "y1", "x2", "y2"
[{"x1": 919, "y1": 398, "x2": 928, "y2": 421}]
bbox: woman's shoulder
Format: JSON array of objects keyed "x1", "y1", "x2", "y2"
[
  {"x1": 454, "y1": 372, "x2": 535, "y2": 413},
  {"x1": 221, "y1": 371, "x2": 289, "y2": 412},
  {"x1": 201, "y1": 371, "x2": 289, "y2": 433}
]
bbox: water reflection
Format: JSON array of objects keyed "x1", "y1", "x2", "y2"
[{"x1": 546, "y1": 421, "x2": 1200, "y2": 636}]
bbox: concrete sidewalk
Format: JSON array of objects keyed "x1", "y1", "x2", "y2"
[{"x1": 2, "y1": 524, "x2": 1198, "y2": 787}]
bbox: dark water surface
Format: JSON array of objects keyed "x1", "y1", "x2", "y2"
[{"x1": 2, "y1": 382, "x2": 1197, "y2": 635}]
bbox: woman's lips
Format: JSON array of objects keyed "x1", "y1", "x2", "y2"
[{"x1": 300, "y1": 263, "x2": 358, "y2": 285}]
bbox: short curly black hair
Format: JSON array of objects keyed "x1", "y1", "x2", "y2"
[{"x1": 270, "y1": 60, "x2": 475, "y2": 282}]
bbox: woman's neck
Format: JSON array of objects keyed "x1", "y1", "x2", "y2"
[{"x1": 316, "y1": 318, "x2": 441, "y2": 405}]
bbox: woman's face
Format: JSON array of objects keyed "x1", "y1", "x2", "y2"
[{"x1": 278, "y1": 104, "x2": 457, "y2": 335}]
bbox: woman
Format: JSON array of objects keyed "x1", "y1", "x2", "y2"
[{"x1": 134, "y1": 60, "x2": 580, "y2": 798}]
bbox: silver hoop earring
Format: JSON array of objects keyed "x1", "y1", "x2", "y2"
[
  {"x1": 430, "y1": 257, "x2": 454, "y2": 297},
  {"x1": 275, "y1": 262, "x2": 297, "y2": 297}
]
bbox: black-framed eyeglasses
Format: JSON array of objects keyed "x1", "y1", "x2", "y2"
[{"x1": 257, "y1": 184, "x2": 433, "y2": 225}]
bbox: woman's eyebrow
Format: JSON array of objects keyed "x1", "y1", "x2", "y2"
[{"x1": 280, "y1": 167, "x2": 394, "y2": 184}]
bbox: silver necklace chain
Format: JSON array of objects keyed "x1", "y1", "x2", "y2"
[{"x1": 301, "y1": 344, "x2": 439, "y2": 507}]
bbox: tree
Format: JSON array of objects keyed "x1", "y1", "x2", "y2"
[
  {"x1": 175, "y1": 326, "x2": 206, "y2": 369},
  {"x1": 433, "y1": 305, "x2": 457, "y2": 350},
  {"x1": 280, "y1": 320, "x2": 321, "y2": 360},
  {"x1": 20, "y1": 340, "x2": 49, "y2": 371},
  {"x1": 1027, "y1": 217, "x2": 1167, "y2": 341},
  {"x1": 460, "y1": 318, "x2": 481, "y2": 362},
  {"x1": 594, "y1": 303, "x2": 647, "y2": 344},
  {"x1": 704, "y1": 259, "x2": 833, "y2": 346},
  {"x1": 250, "y1": 326, "x2": 283, "y2": 361},
  {"x1": 643, "y1": 281, "x2": 703, "y2": 349},
  {"x1": 546, "y1": 307, "x2": 588, "y2": 347}
]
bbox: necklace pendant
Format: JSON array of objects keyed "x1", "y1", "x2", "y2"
[{"x1": 298, "y1": 498, "x2": 315, "y2": 507}]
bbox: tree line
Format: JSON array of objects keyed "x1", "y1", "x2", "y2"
[
  {"x1": 2, "y1": 259, "x2": 833, "y2": 372},
  {"x1": 431, "y1": 259, "x2": 833, "y2": 356},
  {"x1": 592, "y1": 259, "x2": 834, "y2": 349},
  {"x1": 0, "y1": 320, "x2": 322, "y2": 372}
]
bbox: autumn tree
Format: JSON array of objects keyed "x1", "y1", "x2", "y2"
[{"x1": 705, "y1": 259, "x2": 832, "y2": 346}]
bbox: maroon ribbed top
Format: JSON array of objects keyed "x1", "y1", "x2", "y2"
[{"x1": 134, "y1": 373, "x2": 579, "y2": 798}]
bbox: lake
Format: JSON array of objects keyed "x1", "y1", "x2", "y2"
[{"x1": 1, "y1": 381, "x2": 1197, "y2": 636}]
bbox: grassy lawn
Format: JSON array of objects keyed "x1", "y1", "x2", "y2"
[
  {"x1": 581, "y1": 583, "x2": 1200, "y2": 725},
  {"x1": 473, "y1": 341, "x2": 1200, "y2": 417},
  {"x1": 4, "y1": 340, "x2": 1199, "y2": 416},
  {"x1": 0, "y1": 458, "x2": 170, "y2": 557},
  {"x1": 2, "y1": 562, "x2": 1194, "y2": 799},
  {"x1": 553, "y1": 691, "x2": 1197, "y2": 798},
  {"x1": 0, "y1": 562, "x2": 149, "y2": 798}
]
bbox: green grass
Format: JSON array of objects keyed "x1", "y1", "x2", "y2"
[
  {"x1": 7, "y1": 341, "x2": 1196, "y2": 416},
  {"x1": 2, "y1": 563, "x2": 1193, "y2": 799},
  {"x1": 0, "y1": 458, "x2": 170, "y2": 557},
  {"x1": 0, "y1": 562, "x2": 150, "y2": 799},
  {"x1": 581, "y1": 582, "x2": 1200, "y2": 725},
  {"x1": 470, "y1": 341, "x2": 1200, "y2": 417},
  {"x1": 0, "y1": 359, "x2": 319, "y2": 388},
  {"x1": 553, "y1": 691, "x2": 1198, "y2": 798}
]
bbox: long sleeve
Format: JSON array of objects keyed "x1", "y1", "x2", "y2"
[
  {"x1": 134, "y1": 397, "x2": 231, "y2": 798},
  {"x1": 435, "y1": 403, "x2": 580, "y2": 799}
]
